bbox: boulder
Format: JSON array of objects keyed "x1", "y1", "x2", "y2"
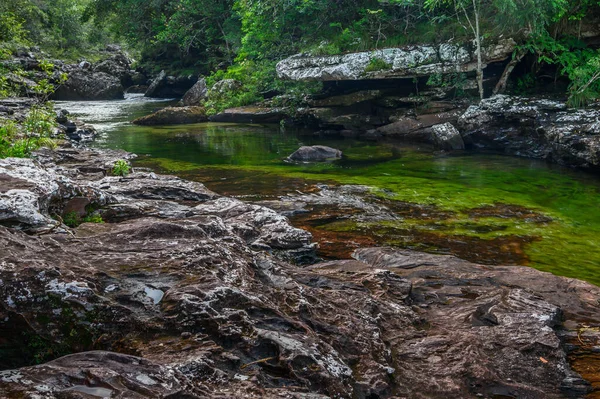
[
  {"x1": 52, "y1": 70, "x2": 124, "y2": 101},
  {"x1": 93, "y1": 52, "x2": 133, "y2": 86},
  {"x1": 458, "y1": 95, "x2": 600, "y2": 168},
  {"x1": 145, "y1": 70, "x2": 197, "y2": 98},
  {"x1": 207, "y1": 79, "x2": 243, "y2": 102},
  {"x1": 287, "y1": 145, "x2": 342, "y2": 162},
  {"x1": 277, "y1": 39, "x2": 516, "y2": 81},
  {"x1": 431, "y1": 122, "x2": 465, "y2": 150},
  {"x1": 132, "y1": 106, "x2": 208, "y2": 125},
  {"x1": 181, "y1": 77, "x2": 207, "y2": 106}
]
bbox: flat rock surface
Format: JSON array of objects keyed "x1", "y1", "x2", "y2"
[{"x1": 0, "y1": 147, "x2": 599, "y2": 398}]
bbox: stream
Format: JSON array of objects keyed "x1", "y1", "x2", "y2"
[{"x1": 57, "y1": 94, "x2": 600, "y2": 286}]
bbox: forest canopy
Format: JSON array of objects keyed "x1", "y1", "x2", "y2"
[{"x1": 2, "y1": 0, "x2": 600, "y2": 105}]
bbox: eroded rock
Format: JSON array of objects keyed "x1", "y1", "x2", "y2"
[
  {"x1": 458, "y1": 95, "x2": 600, "y2": 168},
  {"x1": 277, "y1": 39, "x2": 516, "y2": 81}
]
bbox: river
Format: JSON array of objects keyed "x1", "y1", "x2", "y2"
[{"x1": 57, "y1": 94, "x2": 600, "y2": 286}]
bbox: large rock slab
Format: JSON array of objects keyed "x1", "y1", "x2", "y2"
[
  {"x1": 132, "y1": 106, "x2": 208, "y2": 125},
  {"x1": 458, "y1": 95, "x2": 600, "y2": 168},
  {"x1": 277, "y1": 39, "x2": 516, "y2": 81}
]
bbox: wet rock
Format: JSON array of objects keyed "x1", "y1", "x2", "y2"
[
  {"x1": 132, "y1": 106, "x2": 208, "y2": 125},
  {"x1": 0, "y1": 146, "x2": 598, "y2": 398},
  {"x1": 210, "y1": 106, "x2": 290, "y2": 123},
  {"x1": 277, "y1": 39, "x2": 516, "y2": 81},
  {"x1": 0, "y1": 157, "x2": 109, "y2": 232},
  {"x1": 53, "y1": 70, "x2": 124, "y2": 101},
  {"x1": 145, "y1": 70, "x2": 197, "y2": 98},
  {"x1": 0, "y1": 351, "x2": 204, "y2": 398},
  {"x1": 458, "y1": 95, "x2": 600, "y2": 168},
  {"x1": 432, "y1": 122, "x2": 465, "y2": 150},
  {"x1": 91, "y1": 171, "x2": 217, "y2": 202},
  {"x1": 287, "y1": 145, "x2": 342, "y2": 162},
  {"x1": 181, "y1": 77, "x2": 207, "y2": 106}
]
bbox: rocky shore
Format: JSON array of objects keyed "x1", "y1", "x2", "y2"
[{"x1": 1, "y1": 139, "x2": 600, "y2": 397}]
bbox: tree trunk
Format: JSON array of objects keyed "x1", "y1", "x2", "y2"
[
  {"x1": 473, "y1": 0, "x2": 484, "y2": 100},
  {"x1": 493, "y1": 51, "x2": 525, "y2": 95}
]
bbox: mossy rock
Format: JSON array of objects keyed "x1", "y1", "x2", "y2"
[{"x1": 132, "y1": 106, "x2": 208, "y2": 126}]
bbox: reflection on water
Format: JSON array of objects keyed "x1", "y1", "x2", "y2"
[
  {"x1": 55, "y1": 93, "x2": 177, "y2": 133},
  {"x1": 62, "y1": 96, "x2": 600, "y2": 286}
]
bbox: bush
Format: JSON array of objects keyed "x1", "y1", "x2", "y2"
[
  {"x1": 0, "y1": 105, "x2": 57, "y2": 158},
  {"x1": 112, "y1": 159, "x2": 131, "y2": 176}
]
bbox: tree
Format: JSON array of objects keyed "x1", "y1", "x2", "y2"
[{"x1": 424, "y1": 0, "x2": 485, "y2": 99}]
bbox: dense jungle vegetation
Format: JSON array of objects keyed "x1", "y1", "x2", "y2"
[{"x1": 2, "y1": 0, "x2": 600, "y2": 105}]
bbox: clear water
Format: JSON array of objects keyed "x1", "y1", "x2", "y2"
[{"x1": 57, "y1": 95, "x2": 600, "y2": 286}]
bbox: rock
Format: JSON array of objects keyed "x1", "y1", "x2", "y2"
[
  {"x1": 277, "y1": 39, "x2": 516, "y2": 81},
  {"x1": 132, "y1": 106, "x2": 208, "y2": 125},
  {"x1": 181, "y1": 77, "x2": 207, "y2": 106},
  {"x1": 457, "y1": 94, "x2": 600, "y2": 168},
  {"x1": 207, "y1": 79, "x2": 243, "y2": 102},
  {"x1": 307, "y1": 90, "x2": 382, "y2": 107},
  {"x1": 145, "y1": 70, "x2": 197, "y2": 98},
  {"x1": 376, "y1": 109, "x2": 464, "y2": 142},
  {"x1": 0, "y1": 157, "x2": 109, "y2": 232},
  {"x1": 287, "y1": 145, "x2": 343, "y2": 162},
  {"x1": 78, "y1": 60, "x2": 91, "y2": 69},
  {"x1": 0, "y1": 146, "x2": 598, "y2": 398},
  {"x1": 126, "y1": 84, "x2": 148, "y2": 94},
  {"x1": 0, "y1": 351, "x2": 205, "y2": 398},
  {"x1": 431, "y1": 122, "x2": 465, "y2": 150},
  {"x1": 53, "y1": 70, "x2": 124, "y2": 101},
  {"x1": 93, "y1": 52, "x2": 133, "y2": 86},
  {"x1": 210, "y1": 106, "x2": 290, "y2": 123}
]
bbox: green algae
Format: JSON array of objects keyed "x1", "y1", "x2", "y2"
[{"x1": 95, "y1": 122, "x2": 600, "y2": 286}]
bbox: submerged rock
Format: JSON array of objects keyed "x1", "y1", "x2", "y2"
[
  {"x1": 287, "y1": 145, "x2": 342, "y2": 162},
  {"x1": 132, "y1": 106, "x2": 208, "y2": 125}
]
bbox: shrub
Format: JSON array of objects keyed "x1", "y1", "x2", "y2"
[{"x1": 112, "y1": 159, "x2": 131, "y2": 176}]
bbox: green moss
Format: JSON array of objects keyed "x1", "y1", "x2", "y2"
[{"x1": 94, "y1": 122, "x2": 600, "y2": 286}]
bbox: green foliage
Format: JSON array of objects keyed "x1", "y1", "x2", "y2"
[
  {"x1": 364, "y1": 57, "x2": 392, "y2": 73},
  {"x1": 62, "y1": 211, "x2": 80, "y2": 228},
  {"x1": 82, "y1": 213, "x2": 104, "y2": 223},
  {"x1": 112, "y1": 159, "x2": 131, "y2": 176},
  {"x1": 0, "y1": 105, "x2": 57, "y2": 158},
  {"x1": 427, "y1": 72, "x2": 470, "y2": 98}
]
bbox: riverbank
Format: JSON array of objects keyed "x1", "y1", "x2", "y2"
[{"x1": 1, "y1": 141, "x2": 600, "y2": 397}]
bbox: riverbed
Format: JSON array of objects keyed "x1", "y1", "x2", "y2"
[{"x1": 57, "y1": 94, "x2": 600, "y2": 286}]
